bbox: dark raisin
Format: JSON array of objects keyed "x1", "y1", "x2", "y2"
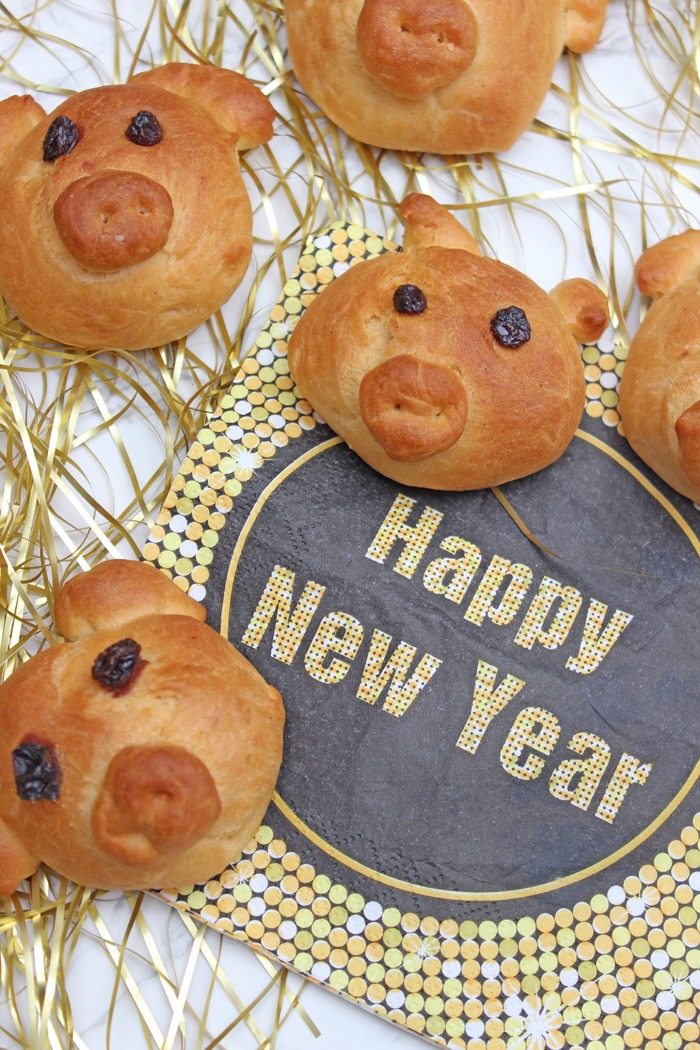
[
  {"x1": 13, "y1": 741, "x2": 62, "y2": 801},
  {"x1": 393, "y1": 284, "x2": 428, "y2": 315},
  {"x1": 42, "y1": 116, "x2": 79, "y2": 162},
  {"x1": 125, "y1": 111, "x2": 163, "y2": 146},
  {"x1": 92, "y1": 638, "x2": 142, "y2": 690},
  {"x1": 490, "y1": 306, "x2": 531, "y2": 348}
]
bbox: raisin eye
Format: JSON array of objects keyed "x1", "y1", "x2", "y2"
[
  {"x1": 125, "y1": 111, "x2": 163, "y2": 146},
  {"x1": 13, "y1": 741, "x2": 62, "y2": 801},
  {"x1": 42, "y1": 116, "x2": 79, "y2": 162},
  {"x1": 490, "y1": 306, "x2": 531, "y2": 348},
  {"x1": 92, "y1": 638, "x2": 142, "y2": 691},
  {"x1": 393, "y1": 284, "x2": 428, "y2": 315}
]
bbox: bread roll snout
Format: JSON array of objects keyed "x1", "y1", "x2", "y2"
[
  {"x1": 359, "y1": 353, "x2": 468, "y2": 461},
  {"x1": 54, "y1": 170, "x2": 174, "y2": 272},
  {"x1": 91, "y1": 744, "x2": 222, "y2": 867},
  {"x1": 356, "y1": 0, "x2": 478, "y2": 100}
]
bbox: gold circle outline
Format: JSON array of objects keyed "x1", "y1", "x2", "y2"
[{"x1": 220, "y1": 432, "x2": 700, "y2": 901}]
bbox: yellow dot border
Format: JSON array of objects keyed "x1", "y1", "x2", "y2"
[{"x1": 148, "y1": 223, "x2": 700, "y2": 1050}]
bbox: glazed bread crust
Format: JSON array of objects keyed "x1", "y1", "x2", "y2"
[
  {"x1": 288, "y1": 245, "x2": 586, "y2": 490},
  {"x1": 54, "y1": 558, "x2": 207, "y2": 640},
  {"x1": 0, "y1": 76, "x2": 264, "y2": 349},
  {"x1": 356, "y1": 0, "x2": 479, "y2": 100},
  {"x1": 548, "y1": 277, "x2": 611, "y2": 345},
  {"x1": 618, "y1": 285, "x2": 700, "y2": 504},
  {"x1": 0, "y1": 561, "x2": 284, "y2": 891},
  {"x1": 129, "y1": 64, "x2": 275, "y2": 149},
  {"x1": 285, "y1": 0, "x2": 606, "y2": 154},
  {"x1": 617, "y1": 231, "x2": 700, "y2": 505}
]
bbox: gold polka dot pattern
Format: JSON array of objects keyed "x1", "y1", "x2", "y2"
[
  {"x1": 304, "y1": 611, "x2": 364, "y2": 684},
  {"x1": 150, "y1": 223, "x2": 697, "y2": 1048},
  {"x1": 582, "y1": 338, "x2": 628, "y2": 429},
  {"x1": 513, "y1": 577, "x2": 582, "y2": 651},
  {"x1": 422, "y1": 536, "x2": 482, "y2": 603},
  {"x1": 365, "y1": 493, "x2": 444, "y2": 572},
  {"x1": 464, "y1": 558, "x2": 533, "y2": 628},
  {"x1": 549, "y1": 732, "x2": 611, "y2": 811},
  {"x1": 500, "y1": 706, "x2": 561, "y2": 780},
  {"x1": 241, "y1": 565, "x2": 325, "y2": 664},
  {"x1": 596, "y1": 755, "x2": 654, "y2": 826},
  {"x1": 161, "y1": 819, "x2": 700, "y2": 1050}
]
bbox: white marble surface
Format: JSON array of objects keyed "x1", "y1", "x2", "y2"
[
  {"x1": 62, "y1": 890, "x2": 422, "y2": 1048},
  {"x1": 0, "y1": 1, "x2": 698, "y2": 1047}
]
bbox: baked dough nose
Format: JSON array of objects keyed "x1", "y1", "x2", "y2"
[
  {"x1": 91, "y1": 744, "x2": 222, "y2": 866},
  {"x1": 356, "y1": 0, "x2": 478, "y2": 100},
  {"x1": 53, "y1": 170, "x2": 174, "y2": 272},
  {"x1": 675, "y1": 399, "x2": 700, "y2": 490},
  {"x1": 359, "y1": 353, "x2": 468, "y2": 461}
]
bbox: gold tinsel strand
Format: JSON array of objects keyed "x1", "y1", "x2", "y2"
[{"x1": 0, "y1": 0, "x2": 698, "y2": 1046}]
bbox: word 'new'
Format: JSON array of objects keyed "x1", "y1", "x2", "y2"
[{"x1": 241, "y1": 563, "x2": 650, "y2": 824}]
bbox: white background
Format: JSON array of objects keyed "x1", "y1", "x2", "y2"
[{"x1": 0, "y1": 1, "x2": 698, "y2": 1047}]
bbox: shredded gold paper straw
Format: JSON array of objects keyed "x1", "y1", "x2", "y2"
[{"x1": 1, "y1": 0, "x2": 699, "y2": 1046}]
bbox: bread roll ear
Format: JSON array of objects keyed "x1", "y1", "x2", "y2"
[
  {"x1": 634, "y1": 230, "x2": 700, "y2": 299},
  {"x1": 55, "y1": 560, "x2": 206, "y2": 642},
  {"x1": 675, "y1": 400, "x2": 700, "y2": 491},
  {"x1": 549, "y1": 277, "x2": 610, "y2": 343},
  {"x1": 399, "y1": 192, "x2": 481, "y2": 254},
  {"x1": 0, "y1": 95, "x2": 45, "y2": 163},
  {"x1": 127, "y1": 63, "x2": 274, "y2": 149},
  {"x1": 564, "y1": 0, "x2": 608, "y2": 53}
]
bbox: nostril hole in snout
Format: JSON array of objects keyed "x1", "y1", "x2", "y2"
[{"x1": 53, "y1": 170, "x2": 173, "y2": 271}]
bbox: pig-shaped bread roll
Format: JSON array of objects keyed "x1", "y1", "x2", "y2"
[
  {"x1": 284, "y1": 0, "x2": 608, "y2": 154},
  {"x1": 288, "y1": 193, "x2": 609, "y2": 490},
  {"x1": 0, "y1": 63, "x2": 274, "y2": 350},
  {"x1": 0, "y1": 559, "x2": 284, "y2": 893},
  {"x1": 618, "y1": 230, "x2": 700, "y2": 505}
]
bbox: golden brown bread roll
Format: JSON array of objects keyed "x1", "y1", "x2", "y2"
[
  {"x1": 0, "y1": 560, "x2": 284, "y2": 892},
  {"x1": 284, "y1": 0, "x2": 608, "y2": 154},
  {"x1": 288, "y1": 194, "x2": 609, "y2": 490},
  {"x1": 617, "y1": 230, "x2": 700, "y2": 504},
  {"x1": 0, "y1": 63, "x2": 274, "y2": 350}
]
